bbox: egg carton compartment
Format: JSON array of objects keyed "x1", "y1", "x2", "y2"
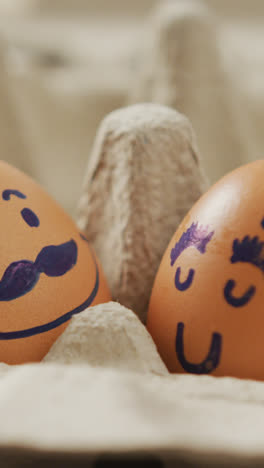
[
  {"x1": 0, "y1": 1, "x2": 262, "y2": 467},
  {"x1": 0, "y1": 101, "x2": 262, "y2": 468}
]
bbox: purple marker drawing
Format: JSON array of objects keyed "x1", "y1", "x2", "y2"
[
  {"x1": 2, "y1": 189, "x2": 26, "y2": 201},
  {"x1": 21, "y1": 207, "x2": 40, "y2": 227},
  {"x1": 0, "y1": 239, "x2": 77, "y2": 301},
  {"x1": 170, "y1": 222, "x2": 214, "y2": 266},
  {"x1": 231, "y1": 235, "x2": 264, "y2": 273}
]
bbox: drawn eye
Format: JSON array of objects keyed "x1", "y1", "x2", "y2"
[
  {"x1": 20, "y1": 208, "x2": 39, "y2": 228},
  {"x1": 175, "y1": 267, "x2": 195, "y2": 291},
  {"x1": 2, "y1": 189, "x2": 40, "y2": 228},
  {"x1": 224, "y1": 279, "x2": 256, "y2": 307}
]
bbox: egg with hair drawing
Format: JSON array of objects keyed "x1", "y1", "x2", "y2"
[
  {"x1": 0, "y1": 161, "x2": 111, "y2": 364},
  {"x1": 147, "y1": 160, "x2": 264, "y2": 380}
]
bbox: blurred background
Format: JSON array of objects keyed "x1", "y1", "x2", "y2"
[{"x1": 0, "y1": 0, "x2": 263, "y2": 217}]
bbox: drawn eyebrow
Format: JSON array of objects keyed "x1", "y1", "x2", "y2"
[
  {"x1": 2, "y1": 190, "x2": 26, "y2": 201},
  {"x1": 231, "y1": 236, "x2": 264, "y2": 273},
  {"x1": 170, "y1": 222, "x2": 214, "y2": 266}
]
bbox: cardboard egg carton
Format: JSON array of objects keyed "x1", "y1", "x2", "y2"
[
  {"x1": 0, "y1": 103, "x2": 263, "y2": 468},
  {"x1": 0, "y1": 0, "x2": 261, "y2": 218},
  {"x1": 0, "y1": 39, "x2": 30, "y2": 175},
  {"x1": 0, "y1": 1, "x2": 263, "y2": 466},
  {"x1": 77, "y1": 103, "x2": 207, "y2": 322},
  {"x1": 129, "y1": 0, "x2": 257, "y2": 184}
]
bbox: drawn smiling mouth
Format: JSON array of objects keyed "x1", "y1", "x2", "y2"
[
  {"x1": 0, "y1": 235, "x2": 99, "y2": 340},
  {"x1": 175, "y1": 322, "x2": 222, "y2": 374}
]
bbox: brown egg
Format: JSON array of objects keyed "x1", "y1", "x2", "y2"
[
  {"x1": 0, "y1": 161, "x2": 111, "y2": 364},
  {"x1": 147, "y1": 160, "x2": 264, "y2": 381}
]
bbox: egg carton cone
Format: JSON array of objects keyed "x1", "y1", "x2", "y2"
[
  {"x1": 77, "y1": 103, "x2": 207, "y2": 323},
  {"x1": 44, "y1": 302, "x2": 167, "y2": 376},
  {"x1": 129, "y1": 0, "x2": 257, "y2": 184},
  {"x1": 0, "y1": 40, "x2": 30, "y2": 174}
]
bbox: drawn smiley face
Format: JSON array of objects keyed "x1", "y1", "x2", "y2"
[
  {"x1": 0, "y1": 162, "x2": 111, "y2": 364},
  {"x1": 147, "y1": 160, "x2": 264, "y2": 381}
]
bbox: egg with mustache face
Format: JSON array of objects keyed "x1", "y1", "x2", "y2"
[
  {"x1": 147, "y1": 160, "x2": 264, "y2": 381},
  {"x1": 0, "y1": 161, "x2": 111, "y2": 364}
]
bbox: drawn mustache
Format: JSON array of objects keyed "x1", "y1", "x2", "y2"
[{"x1": 0, "y1": 239, "x2": 77, "y2": 301}]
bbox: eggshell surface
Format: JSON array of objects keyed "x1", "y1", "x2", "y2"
[
  {"x1": 0, "y1": 161, "x2": 111, "y2": 364},
  {"x1": 147, "y1": 160, "x2": 264, "y2": 381}
]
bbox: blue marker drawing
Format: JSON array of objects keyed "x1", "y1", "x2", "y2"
[
  {"x1": 2, "y1": 190, "x2": 26, "y2": 201},
  {"x1": 21, "y1": 208, "x2": 40, "y2": 227},
  {"x1": 224, "y1": 280, "x2": 256, "y2": 307},
  {"x1": 230, "y1": 235, "x2": 264, "y2": 274},
  {"x1": 171, "y1": 222, "x2": 214, "y2": 292},
  {"x1": 175, "y1": 267, "x2": 195, "y2": 291},
  {"x1": 0, "y1": 234, "x2": 99, "y2": 339},
  {"x1": 0, "y1": 239, "x2": 77, "y2": 301},
  {"x1": 170, "y1": 222, "x2": 214, "y2": 267},
  {"x1": 175, "y1": 322, "x2": 222, "y2": 374},
  {"x1": 2, "y1": 189, "x2": 40, "y2": 228},
  {"x1": 223, "y1": 233, "x2": 264, "y2": 307}
]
